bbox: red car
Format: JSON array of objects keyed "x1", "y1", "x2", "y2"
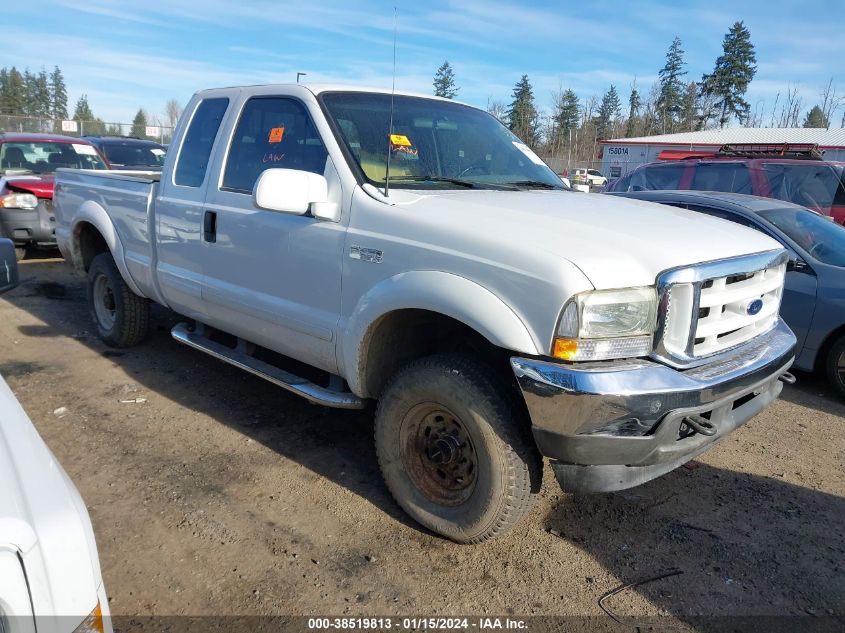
[
  {"x1": 605, "y1": 144, "x2": 845, "y2": 224},
  {"x1": 0, "y1": 133, "x2": 108, "y2": 259}
]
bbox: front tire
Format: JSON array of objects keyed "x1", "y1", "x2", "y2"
[
  {"x1": 14, "y1": 246, "x2": 26, "y2": 261},
  {"x1": 375, "y1": 354, "x2": 541, "y2": 543},
  {"x1": 825, "y1": 334, "x2": 845, "y2": 399},
  {"x1": 87, "y1": 252, "x2": 150, "y2": 347}
]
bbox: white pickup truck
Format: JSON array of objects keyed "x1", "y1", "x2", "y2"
[{"x1": 54, "y1": 84, "x2": 796, "y2": 543}]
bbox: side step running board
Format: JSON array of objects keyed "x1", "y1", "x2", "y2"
[{"x1": 171, "y1": 322, "x2": 365, "y2": 410}]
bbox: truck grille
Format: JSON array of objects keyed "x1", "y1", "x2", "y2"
[{"x1": 654, "y1": 251, "x2": 788, "y2": 366}]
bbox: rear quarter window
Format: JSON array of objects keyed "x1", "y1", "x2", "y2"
[
  {"x1": 762, "y1": 163, "x2": 843, "y2": 211},
  {"x1": 627, "y1": 163, "x2": 687, "y2": 191},
  {"x1": 174, "y1": 97, "x2": 229, "y2": 187}
]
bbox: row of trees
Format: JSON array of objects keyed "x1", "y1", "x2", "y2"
[
  {"x1": 432, "y1": 21, "x2": 843, "y2": 166},
  {"x1": 0, "y1": 65, "x2": 182, "y2": 140}
]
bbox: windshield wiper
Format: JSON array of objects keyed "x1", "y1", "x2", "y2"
[
  {"x1": 389, "y1": 176, "x2": 517, "y2": 190},
  {"x1": 504, "y1": 180, "x2": 562, "y2": 190}
]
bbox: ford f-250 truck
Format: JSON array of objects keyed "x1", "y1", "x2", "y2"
[{"x1": 54, "y1": 84, "x2": 796, "y2": 543}]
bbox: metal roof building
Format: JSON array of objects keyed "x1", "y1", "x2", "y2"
[{"x1": 598, "y1": 128, "x2": 845, "y2": 178}]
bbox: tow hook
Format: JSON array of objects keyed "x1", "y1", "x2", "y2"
[
  {"x1": 778, "y1": 372, "x2": 796, "y2": 385},
  {"x1": 681, "y1": 414, "x2": 717, "y2": 437}
]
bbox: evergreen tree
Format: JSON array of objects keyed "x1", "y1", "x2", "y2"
[
  {"x1": 73, "y1": 94, "x2": 95, "y2": 121},
  {"x1": 680, "y1": 81, "x2": 700, "y2": 131},
  {"x1": 507, "y1": 75, "x2": 539, "y2": 147},
  {"x1": 433, "y1": 61, "x2": 458, "y2": 99},
  {"x1": 803, "y1": 105, "x2": 829, "y2": 128},
  {"x1": 50, "y1": 66, "x2": 68, "y2": 119},
  {"x1": 33, "y1": 69, "x2": 51, "y2": 117},
  {"x1": 23, "y1": 69, "x2": 36, "y2": 116},
  {"x1": 554, "y1": 89, "x2": 580, "y2": 138},
  {"x1": 595, "y1": 85, "x2": 621, "y2": 139},
  {"x1": 131, "y1": 108, "x2": 149, "y2": 138},
  {"x1": 0, "y1": 69, "x2": 8, "y2": 114},
  {"x1": 701, "y1": 21, "x2": 757, "y2": 127},
  {"x1": 625, "y1": 84, "x2": 641, "y2": 137},
  {"x1": 657, "y1": 36, "x2": 687, "y2": 132},
  {"x1": 3, "y1": 68, "x2": 27, "y2": 115}
]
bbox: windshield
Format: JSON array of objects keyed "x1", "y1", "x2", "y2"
[
  {"x1": 321, "y1": 92, "x2": 563, "y2": 189},
  {"x1": 759, "y1": 207, "x2": 845, "y2": 267},
  {"x1": 101, "y1": 142, "x2": 166, "y2": 168},
  {"x1": 762, "y1": 163, "x2": 845, "y2": 211},
  {"x1": 0, "y1": 141, "x2": 107, "y2": 174}
]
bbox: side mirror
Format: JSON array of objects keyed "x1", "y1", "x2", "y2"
[
  {"x1": 787, "y1": 255, "x2": 809, "y2": 273},
  {"x1": 253, "y1": 169, "x2": 339, "y2": 221},
  {"x1": 0, "y1": 238, "x2": 20, "y2": 295}
]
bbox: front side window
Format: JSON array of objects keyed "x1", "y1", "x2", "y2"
[
  {"x1": 763, "y1": 163, "x2": 845, "y2": 211},
  {"x1": 759, "y1": 207, "x2": 845, "y2": 267},
  {"x1": 174, "y1": 97, "x2": 229, "y2": 187},
  {"x1": 690, "y1": 162, "x2": 753, "y2": 194},
  {"x1": 321, "y1": 92, "x2": 562, "y2": 189},
  {"x1": 222, "y1": 97, "x2": 327, "y2": 194},
  {"x1": 0, "y1": 141, "x2": 107, "y2": 174}
]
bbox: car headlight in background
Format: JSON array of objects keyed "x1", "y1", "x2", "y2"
[
  {"x1": 0, "y1": 193, "x2": 38, "y2": 210},
  {"x1": 553, "y1": 287, "x2": 657, "y2": 361}
]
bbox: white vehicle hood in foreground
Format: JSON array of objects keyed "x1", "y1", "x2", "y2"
[
  {"x1": 386, "y1": 190, "x2": 782, "y2": 289},
  {"x1": 0, "y1": 376, "x2": 105, "y2": 622}
]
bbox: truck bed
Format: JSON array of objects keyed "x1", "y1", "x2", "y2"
[{"x1": 54, "y1": 168, "x2": 161, "y2": 301}]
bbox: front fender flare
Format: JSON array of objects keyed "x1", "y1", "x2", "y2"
[{"x1": 340, "y1": 271, "x2": 542, "y2": 396}]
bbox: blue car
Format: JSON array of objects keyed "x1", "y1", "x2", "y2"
[{"x1": 609, "y1": 190, "x2": 845, "y2": 397}]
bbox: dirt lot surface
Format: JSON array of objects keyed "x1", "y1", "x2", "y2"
[{"x1": 1, "y1": 256, "x2": 843, "y2": 628}]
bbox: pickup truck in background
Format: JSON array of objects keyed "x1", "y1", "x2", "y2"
[{"x1": 54, "y1": 84, "x2": 796, "y2": 543}]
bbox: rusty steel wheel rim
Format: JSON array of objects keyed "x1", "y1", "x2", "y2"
[{"x1": 400, "y1": 403, "x2": 478, "y2": 507}]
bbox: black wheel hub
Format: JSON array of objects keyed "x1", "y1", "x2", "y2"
[{"x1": 401, "y1": 404, "x2": 478, "y2": 507}]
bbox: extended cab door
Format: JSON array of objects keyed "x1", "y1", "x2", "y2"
[
  {"x1": 199, "y1": 93, "x2": 346, "y2": 373},
  {"x1": 155, "y1": 95, "x2": 230, "y2": 320}
]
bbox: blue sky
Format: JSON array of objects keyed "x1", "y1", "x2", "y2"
[{"x1": 5, "y1": 0, "x2": 845, "y2": 126}]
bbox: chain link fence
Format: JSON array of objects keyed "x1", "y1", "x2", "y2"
[{"x1": 0, "y1": 114, "x2": 174, "y2": 144}]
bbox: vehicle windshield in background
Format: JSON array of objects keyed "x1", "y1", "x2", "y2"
[
  {"x1": 0, "y1": 141, "x2": 107, "y2": 174},
  {"x1": 321, "y1": 92, "x2": 563, "y2": 190},
  {"x1": 101, "y1": 143, "x2": 166, "y2": 168},
  {"x1": 759, "y1": 207, "x2": 845, "y2": 267},
  {"x1": 762, "y1": 163, "x2": 845, "y2": 210}
]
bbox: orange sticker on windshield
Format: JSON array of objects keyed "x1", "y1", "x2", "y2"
[
  {"x1": 389, "y1": 134, "x2": 411, "y2": 147},
  {"x1": 268, "y1": 127, "x2": 285, "y2": 143}
]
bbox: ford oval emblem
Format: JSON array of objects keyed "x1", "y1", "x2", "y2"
[{"x1": 747, "y1": 299, "x2": 764, "y2": 316}]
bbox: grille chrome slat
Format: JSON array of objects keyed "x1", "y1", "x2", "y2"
[{"x1": 653, "y1": 251, "x2": 789, "y2": 368}]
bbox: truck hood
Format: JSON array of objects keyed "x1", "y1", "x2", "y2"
[
  {"x1": 0, "y1": 376, "x2": 102, "y2": 616},
  {"x1": 386, "y1": 189, "x2": 783, "y2": 288},
  {"x1": 3, "y1": 175, "x2": 55, "y2": 198}
]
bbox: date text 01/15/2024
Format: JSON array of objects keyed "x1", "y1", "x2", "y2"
[{"x1": 307, "y1": 617, "x2": 528, "y2": 630}]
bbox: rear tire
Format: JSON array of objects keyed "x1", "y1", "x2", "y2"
[
  {"x1": 14, "y1": 246, "x2": 25, "y2": 261},
  {"x1": 375, "y1": 353, "x2": 542, "y2": 543},
  {"x1": 825, "y1": 334, "x2": 845, "y2": 399},
  {"x1": 87, "y1": 252, "x2": 150, "y2": 347}
]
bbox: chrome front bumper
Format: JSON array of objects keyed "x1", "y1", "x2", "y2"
[{"x1": 511, "y1": 319, "x2": 796, "y2": 493}]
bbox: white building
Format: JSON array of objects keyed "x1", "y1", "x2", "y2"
[{"x1": 599, "y1": 128, "x2": 845, "y2": 178}]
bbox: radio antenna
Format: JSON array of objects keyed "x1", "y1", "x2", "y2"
[{"x1": 383, "y1": 6, "x2": 397, "y2": 197}]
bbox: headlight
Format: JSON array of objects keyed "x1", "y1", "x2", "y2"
[
  {"x1": 0, "y1": 193, "x2": 38, "y2": 209},
  {"x1": 553, "y1": 287, "x2": 657, "y2": 361}
]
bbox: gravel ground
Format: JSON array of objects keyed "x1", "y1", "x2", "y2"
[{"x1": 1, "y1": 255, "x2": 843, "y2": 629}]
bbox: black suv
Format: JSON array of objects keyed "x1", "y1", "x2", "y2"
[{"x1": 83, "y1": 136, "x2": 167, "y2": 171}]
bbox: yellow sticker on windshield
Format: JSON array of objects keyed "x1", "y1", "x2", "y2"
[{"x1": 389, "y1": 134, "x2": 412, "y2": 147}]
